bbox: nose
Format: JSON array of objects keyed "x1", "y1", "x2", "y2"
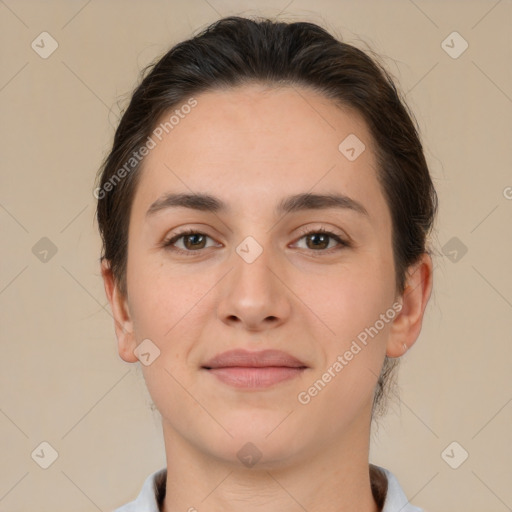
[{"x1": 216, "y1": 238, "x2": 292, "y2": 332}]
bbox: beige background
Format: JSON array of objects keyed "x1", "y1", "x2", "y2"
[{"x1": 1, "y1": 0, "x2": 511, "y2": 511}]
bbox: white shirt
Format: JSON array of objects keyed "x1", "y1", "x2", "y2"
[{"x1": 112, "y1": 464, "x2": 423, "y2": 512}]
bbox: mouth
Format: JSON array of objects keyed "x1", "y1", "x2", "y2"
[{"x1": 201, "y1": 349, "x2": 308, "y2": 389}]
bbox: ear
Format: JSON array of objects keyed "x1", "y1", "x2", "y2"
[
  {"x1": 101, "y1": 260, "x2": 138, "y2": 363},
  {"x1": 386, "y1": 253, "x2": 433, "y2": 358}
]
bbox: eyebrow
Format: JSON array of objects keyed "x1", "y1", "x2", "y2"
[{"x1": 146, "y1": 192, "x2": 369, "y2": 218}]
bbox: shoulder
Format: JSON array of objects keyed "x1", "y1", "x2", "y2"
[
  {"x1": 371, "y1": 464, "x2": 424, "y2": 512},
  {"x1": 112, "y1": 467, "x2": 167, "y2": 512}
]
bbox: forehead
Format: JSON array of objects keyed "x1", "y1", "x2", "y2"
[{"x1": 132, "y1": 84, "x2": 388, "y2": 224}]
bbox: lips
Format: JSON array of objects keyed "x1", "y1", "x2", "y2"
[
  {"x1": 202, "y1": 349, "x2": 307, "y2": 369},
  {"x1": 202, "y1": 349, "x2": 308, "y2": 389}
]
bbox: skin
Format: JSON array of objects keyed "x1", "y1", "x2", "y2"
[{"x1": 102, "y1": 83, "x2": 433, "y2": 512}]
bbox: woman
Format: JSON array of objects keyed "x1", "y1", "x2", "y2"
[{"x1": 97, "y1": 15, "x2": 436, "y2": 512}]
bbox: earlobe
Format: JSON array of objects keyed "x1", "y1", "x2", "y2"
[
  {"x1": 386, "y1": 253, "x2": 433, "y2": 358},
  {"x1": 101, "y1": 260, "x2": 138, "y2": 363}
]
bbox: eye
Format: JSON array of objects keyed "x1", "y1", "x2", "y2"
[
  {"x1": 162, "y1": 229, "x2": 220, "y2": 255},
  {"x1": 292, "y1": 227, "x2": 350, "y2": 253}
]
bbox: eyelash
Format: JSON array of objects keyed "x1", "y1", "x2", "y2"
[{"x1": 161, "y1": 227, "x2": 350, "y2": 257}]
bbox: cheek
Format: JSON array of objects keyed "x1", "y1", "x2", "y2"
[
  {"x1": 125, "y1": 256, "x2": 207, "y2": 408},
  {"x1": 127, "y1": 273, "x2": 189, "y2": 342},
  {"x1": 303, "y1": 254, "x2": 396, "y2": 344},
  {"x1": 126, "y1": 248, "x2": 215, "y2": 352},
  {"x1": 295, "y1": 259, "x2": 395, "y2": 426},
  {"x1": 125, "y1": 245, "x2": 176, "y2": 340}
]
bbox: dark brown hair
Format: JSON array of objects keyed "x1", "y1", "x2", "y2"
[{"x1": 96, "y1": 16, "x2": 437, "y2": 418}]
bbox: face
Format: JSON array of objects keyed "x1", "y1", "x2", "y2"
[{"x1": 107, "y1": 84, "x2": 429, "y2": 469}]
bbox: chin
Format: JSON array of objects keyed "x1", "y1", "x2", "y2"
[{"x1": 208, "y1": 414, "x2": 309, "y2": 466}]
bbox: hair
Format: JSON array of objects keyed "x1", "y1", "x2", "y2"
[{"x1": 96, "y1": 15, "x2": 438, "y2": 419}]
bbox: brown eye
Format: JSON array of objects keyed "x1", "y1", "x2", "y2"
[
  {"x1": 294, "y1": 228, "x2": 349, "y2": 252},
  {"x1": 304, "y1": 232, "x2": 331, "y2": 250},
  {"x1": 163, "y1": 229, "x2": 218, "y2": 254},
  {"x1": 181, "y1": 233, "x2": 207, "y2": 250}
]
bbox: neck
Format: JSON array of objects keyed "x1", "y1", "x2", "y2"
[{"x1": 160, "y1": 419, "x2": 380, "y2": 512}]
